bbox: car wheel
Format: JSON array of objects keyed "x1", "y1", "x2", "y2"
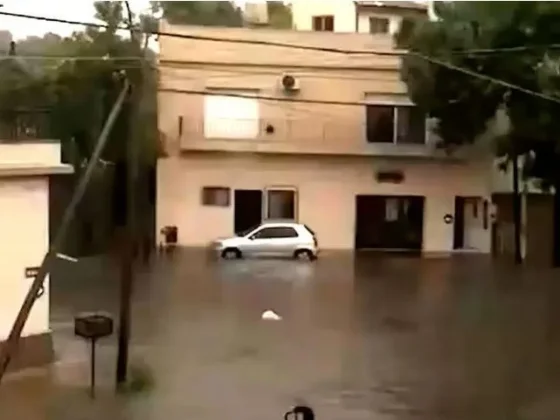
[
  {"x1": 222, "y1": 248, "x2": 241, "y2": 260},
  {"x1": 294, "y1": 249, "x2": 314, "y2": 261}
]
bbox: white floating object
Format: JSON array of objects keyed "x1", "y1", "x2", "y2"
[
  {"x1": 261, "y1": 310, "x2": 282, "y2": 321},
  {"x1": 56, "y1": 253, "x2": 78, "y2": 263}
]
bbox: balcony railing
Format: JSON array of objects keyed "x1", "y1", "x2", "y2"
[
  {"x1": 0, "y1": 109, "x2": 52, "y2": 142},
  {"x1": 174, "y1": 117, "x2": 456, "y2": 159}
]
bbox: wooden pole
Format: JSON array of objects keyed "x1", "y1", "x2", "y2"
[{"x1": 116, "y1": 1, "x2": 150, "y2": 387}]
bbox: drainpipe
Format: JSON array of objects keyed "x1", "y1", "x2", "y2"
[
  {"x1": 353, "y1": 1, "x2": 359, "y2": 32},
  {"x1": 512, "y1": 151, "x2": 523, "y2": 264},
  {"x1": 521, "y1": 179, "x2": 528, "y2": 261}
]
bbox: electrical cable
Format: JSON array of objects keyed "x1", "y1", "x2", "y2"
[
  {"x1": 4, "y1": 10, "x2": 558, "y2": 57},
  {"x1": 1, "y1": 9, "x2": 560, "y2": 105}
]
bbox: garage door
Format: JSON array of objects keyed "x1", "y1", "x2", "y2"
[{"x1": 355, "y1": 195, "x2": 424, "y2": 251}]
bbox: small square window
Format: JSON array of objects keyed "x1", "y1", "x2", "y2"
[
  {"x1": 370, "y1": 17, "x2": 390, "y2": 34},
  {"x1": 201, "y1": 187, "x2": 230, "y2": 207}
]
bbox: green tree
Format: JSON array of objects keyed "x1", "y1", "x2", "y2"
[
  {"x1": 154, "y1": 1, "x2": 243, "y2": 27},
  {"x1": 267, "y1": 1, "x2": 292, "y2": 29},
  {"x1": 398, "y1": 1, "x2": 560, "y2": 265}
]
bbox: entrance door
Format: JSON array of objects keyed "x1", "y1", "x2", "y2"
[
  {"x1": 355, "y1": 195, "x2": 424, "y2": 251},
  {"x1": 454, "y1": 196, "x2": 485, "y2": 251},
  {"x1": 453, "y1": 196, "x2": 465, "y2": 249},
  {"x1": 234, "y1": 190, "x2": 263, "y2": 235}
]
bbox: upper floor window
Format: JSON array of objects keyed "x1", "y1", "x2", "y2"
[
  {"x1": 312, "y1": 15, "x2": 334, "y2": 31},
  {"x1": 369, "y1": 17, "x2": 390, "y2": 34},
  {"x1": 366, "y1": 104, "x2": 426, "y2": 145},
  {"x1": 203, "y1": 91, "x2": 259, "y2": 139}
]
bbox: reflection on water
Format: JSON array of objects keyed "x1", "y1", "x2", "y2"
[{"x1": 4, "y1": 251, "x2": 560, "y2": 420}]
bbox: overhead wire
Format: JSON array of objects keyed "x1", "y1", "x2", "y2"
[
  {"x1": 0, "y1": 9, "x2": 559, "y2": 105},
  {"x1": 2, "y1": 10, "x2": 559, "y2": 57},
  {"x1": 157, "y1": 64, "x2": 401, "y2": 83}
]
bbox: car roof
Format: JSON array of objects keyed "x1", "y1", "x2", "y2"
[{"x1": 260, "y1": 219, "x2": 303, "y2": 227}]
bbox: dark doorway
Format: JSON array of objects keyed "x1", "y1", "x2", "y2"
[
  {"x1": 355, "y1": 195, "x2": 424, "y2": 251},
  {"x1": 453, "y1": 196, "x2": 465, "y2": 249},
  {"x1": 234, "y1": 190, "x2": 263, "y2": 235}
]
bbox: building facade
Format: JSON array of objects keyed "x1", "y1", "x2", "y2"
[
  {"x1": 291, "y1": 0, "x2": 428, "y2": 35},
  {"x1": 0, "y1": 141, "x2": 72, "y2": 371},
  {"x1": 157, "y1": 19, "x2": 494, "y2": 255}
]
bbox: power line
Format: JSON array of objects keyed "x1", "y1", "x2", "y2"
[
  {"x1": 1, "y1": 10, "x2": 558, "y2": 58},
  {"x1": 157, "y1": 64, "x2": 400, "y2": 83},
  {"x1": 0, "y1": 10, "x2": 397, "y2": 56},
  {"x1": 160, "y1": 87, "x2": 387, "y2": 107},
  {"x1": 0, "y1": 54, "x2": 145, "y2": 61},
  {"x1": 410, "y1": 51, "x2": 560, "y2": 105},
  {"x1": 2, "y1": 10, "x2": 560, "y2": 106}
]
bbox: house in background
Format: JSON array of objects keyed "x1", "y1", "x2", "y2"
[
  {"x1": 291, "y1": 0, "x2": 428, "y2": 35},
  {"x1": 0, "y1": 135, "x2": 72, "y2": 371},
  {"x1": 156, "y1": 14, "x2": 495, "y2": 256},
  {"x1": 492, "y1": 160, "x2": 555, "y2": 266}
]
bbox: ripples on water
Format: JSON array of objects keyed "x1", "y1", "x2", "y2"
[{"x1": 7, "y1": 252, "x2": 560, "y2": 420}]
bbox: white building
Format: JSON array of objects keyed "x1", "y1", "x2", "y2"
[
  {"x1": 0, "y1": 141, "x2": 72, "y2": 371},
  {"x1": 291, "y1": 0, "x2": 428, "y2": 35}
]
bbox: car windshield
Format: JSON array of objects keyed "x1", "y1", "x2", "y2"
[{"x1": 237, "y1": 225, "x2": 261, "y2": 237}]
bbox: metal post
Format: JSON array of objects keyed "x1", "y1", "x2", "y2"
[
  {"x1": 90, "y1": 338, "x2": 97, "y2": 399},
  {"x1": 0, "y1": 79, "x2": 130, "y2": 385},
  {"x1": 512, "y1": 152, "x2": 522, "y2": 264}
]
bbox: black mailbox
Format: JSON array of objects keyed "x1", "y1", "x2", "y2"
[
  {"x1": 75, "y1": 313, "x2": 114, "y2": 340},
  {"x1": 74, "y1": 312, "x2": 114, "y2": 398}
]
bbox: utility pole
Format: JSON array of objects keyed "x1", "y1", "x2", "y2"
[{"x1": 116, "y1": 1, "x2": 149, "y2": 387}]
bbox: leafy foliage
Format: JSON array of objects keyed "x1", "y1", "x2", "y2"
[
  {"x1": 153, "y1": 1, "x2": 243, "y2": 27},
  {"x1": 398, "y1": 1, "x2": 560, "y2": 265},
  {"x1": 398, "y1": 1, "x2": 560, "y2": 184}
]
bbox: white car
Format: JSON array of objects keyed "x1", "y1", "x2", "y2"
[{"x1": 212, "y1": 221, "x2": 319, "y2": 260}]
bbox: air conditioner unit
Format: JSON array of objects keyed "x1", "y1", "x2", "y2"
[{"x1": 280, "y1": 73, "x2": 300, "y2": 92}]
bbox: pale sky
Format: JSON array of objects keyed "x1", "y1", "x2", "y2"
[
  {"x1": 0, "y1": 0, "x2": 153, "y2": 40},
  {"x1": 0, "y1": 1, "x2": 254, "y2": 40}
]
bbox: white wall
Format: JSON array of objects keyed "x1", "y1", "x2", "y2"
[
  {"x1": 357, "y1": 11, "x2": 403, "y2": 35},
  {"x1": 291, "y1": 0, "x2": 357, "y2": 32},
  {"x1": 157, "y1": 154, "x2": 493, "y2": 254},
  {"x1": 0, "y1": 142, "x2": 62, "y2": 166},
  {"x1": 0, "y1": 178, "x2": 50, "y2": 340}
]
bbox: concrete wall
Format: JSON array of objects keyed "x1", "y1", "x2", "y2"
[
  {"x1": 0, "y1": 177, "x2": 49, "y2": 340},
  {"x1": 291, "y1": 0, "x2": 357, "y2": 32},
  {"x1": 290, "y1": 0, "x2": 426, "y2": 35},
  {"x1": 157, "y1": 154, "x2": 493, "y2": 253},
  {"x1": 0, "y1": 141, "x2": 70, "y2": 369},
  {"x1": 0, "y1": 142, "x2": 62, "y2": 166}
]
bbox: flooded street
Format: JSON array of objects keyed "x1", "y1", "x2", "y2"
[{"x1": 4, "y1": 251, "x2": 560, "y2": 420}]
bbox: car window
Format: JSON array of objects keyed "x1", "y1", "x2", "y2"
[{"x1": 252, "y1": 226, "x2": 298, "y2": 239}]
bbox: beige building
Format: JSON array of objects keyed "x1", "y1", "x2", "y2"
[
  {"x1": 291, "y1": 0, "x2": 428, "y2": 34},
  {"x1": 0, "y1": 141, "x2": 72, "y2": 371},
  {"x1": 156, "y1": 15, "x2": 494, "y2": 255}
]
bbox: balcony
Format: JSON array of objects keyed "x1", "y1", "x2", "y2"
[
  {"x1": 0, "y1": 109, "x2": 52, "y2": 142},
  {"x1": 176, "y1": 117, "x2": 462, "y2": 160}
]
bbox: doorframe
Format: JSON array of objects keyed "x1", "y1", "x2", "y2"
[
  {"x1": 263, "y1": 185, "x2": 299, "y2": 221},
  {"x1": 233, "y1": 189, "x2": 264, "y2": 235},
  {"x1": 354, "y1": 194, "x2": 425, "y2": 251}
]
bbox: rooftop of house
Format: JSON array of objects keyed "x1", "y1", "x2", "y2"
[{"x1": 355, "y1": 1, "x2": 429, "y2": 11}]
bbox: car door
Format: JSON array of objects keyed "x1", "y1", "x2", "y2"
[
  {"x1": 273, "y1": 226, "x2": 300, "y2": 257},
  {"x1": 247, "y1": 227, "x2": 282, "y2": 257}
]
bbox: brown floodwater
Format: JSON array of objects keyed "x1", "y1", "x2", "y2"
[{"x1": 3, "y1": 251, "x2": 560, "y2": 420}]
